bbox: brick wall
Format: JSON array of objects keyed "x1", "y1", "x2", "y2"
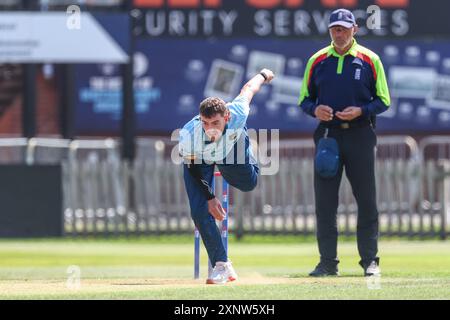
[{"x1": 0, "y1": 67, "x2": 60, "y2": 136}]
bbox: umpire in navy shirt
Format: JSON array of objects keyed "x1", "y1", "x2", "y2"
[{"x1": 298, "y1": 9, "x2": 391, "y2": 277}]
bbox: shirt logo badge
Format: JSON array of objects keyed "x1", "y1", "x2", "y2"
[
  {"x1": 229, "y1": 132, "x2": 238, "y2": 141},
  {"x1": 355, "y1": 68, "x2": 361, "y2": 80}
]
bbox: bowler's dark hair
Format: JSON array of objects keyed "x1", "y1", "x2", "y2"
[{"x1": 199, "y1": 97, "x2": 227, "y2": 118}]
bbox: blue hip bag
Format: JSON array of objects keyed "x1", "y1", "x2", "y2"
[{"x1": 315, "y1": 128, "x2": 340, "y2": 178}]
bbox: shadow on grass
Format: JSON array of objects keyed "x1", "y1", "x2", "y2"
[{"x1": 288, "y1": 273, "x2": 365, "y2": 279}]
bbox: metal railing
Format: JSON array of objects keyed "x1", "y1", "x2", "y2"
[
  {"x1": 417, "y1": 136, "x2": 450, "y2": 238},
  {"x1": 0, "y1": 135, "x2": 448, "y2": 238}
]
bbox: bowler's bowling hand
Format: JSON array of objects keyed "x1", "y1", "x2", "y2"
[
  {"x1": 336, "y1": 107, "x2": 362, "y2": 121},
  {"x1": 260, "y1": 68, "x2": 275, "y2": 83},
  {"x1": 208, "y1": 198, "x2": 226, "y2": 221},
  {"x1": 314, "y1": 105, "x2": 334, "y2": 121}
]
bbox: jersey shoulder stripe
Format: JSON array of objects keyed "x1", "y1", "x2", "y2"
[
  {"x1": 305, "y1": 47, "x2": 330, "y2": 86},
  {"x1": 355, "y1": 45, "x2": 380, "y2": 81}
]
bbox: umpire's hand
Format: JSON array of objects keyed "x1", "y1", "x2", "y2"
[
  {"x1": 208, "y1": 198, "x2": 226, "y2": 221},
  {"x1": 336, "y1": 106, "x2": 362, "y2": 121},
  {"x1": 314, "y1": 105, "x2": 334, "y2": 121}
]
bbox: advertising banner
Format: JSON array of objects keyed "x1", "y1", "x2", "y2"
[
  {"x1": 75, "y1": 38, "x2": 450, "y2": 134},
  {"x1": 133, "y1": 0, "x2": 450, "y2": 38},
  {"x1": 73, "y1": 1, "x2": 450, "y2": 134},
  {"x1": 0, "y1": 12, "x2": 129, "y2": 63}
]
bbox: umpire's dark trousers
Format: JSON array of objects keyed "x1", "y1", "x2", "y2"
[{"x1": 313, "y1": 122, "x2": 379, "y2": 267}]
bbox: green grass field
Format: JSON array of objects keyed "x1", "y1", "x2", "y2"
[{"x1": 0, "y1": 237, "x2": 448, "y2": 299}]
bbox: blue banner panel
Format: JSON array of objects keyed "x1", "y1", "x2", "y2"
[
  {"x1": 74, "y1": 13, "x2": 130, "y2": 134},
  {"x1": 74, "y1": 38, "x2": 450, "y2": 135}
]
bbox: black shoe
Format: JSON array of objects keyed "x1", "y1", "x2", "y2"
[
  {"x1": 308, "y1": 263, "x2": 339, "y2": 277},
  {"x1": 359, "y1": 258, "x2": 381, "y2": 277}
]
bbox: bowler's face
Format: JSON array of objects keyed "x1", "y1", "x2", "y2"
[
  {"x1": 329, "y1": 25, "x2": 355, "y2": 50},
  {"x1": 201, "y1": 114, "x2": 228, "y2": 142}
]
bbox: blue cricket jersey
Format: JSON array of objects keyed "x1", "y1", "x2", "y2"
[{"x1": 179, "y1": 95, "x2": 254, "y2": 164}]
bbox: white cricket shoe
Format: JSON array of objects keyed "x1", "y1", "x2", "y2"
[
  {"x1": 207, "y1": 261, "x2": 238, "y2": 284},
  {"x1": 364, "y1": 260, "x2": 381, "y2": 276}
]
